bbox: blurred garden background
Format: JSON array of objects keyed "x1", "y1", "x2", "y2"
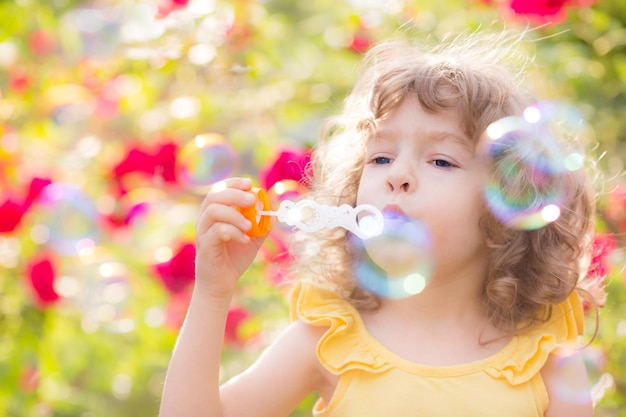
[{"x1": 1, "y1": 0, "x2": 626, "y2": 416}]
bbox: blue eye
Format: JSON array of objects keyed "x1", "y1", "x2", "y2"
[
  {"x1": 373, "y1": 157, "x2": 391, "y2": 164},
  {"x1": 433, "y1": 159, "x2": 453, "y2": 168}
]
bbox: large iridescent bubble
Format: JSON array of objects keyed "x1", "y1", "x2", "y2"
[
  {"x1": 56, "y1": 259, "x2": 133, "y2": 334},
  {"x1": 175, "y1": 133, "x2": 238, "y2": 193},
  {"x1": 60, "y1": 5, "x2": 123, "y2": 61},
  {"x1": 350, "y1": 212, "x2": 434, "y2": 299},
  {"x1": 479, "y1": 101, "x2": 588, "y2": 230},
  {"x1": 35, "y1": 183, "x2": 101, "y2": 256}
]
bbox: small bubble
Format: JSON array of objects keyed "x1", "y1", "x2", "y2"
[
  {"x1": 351, "y1": 214, "x2": 433, "y2": 299},
  {"x1": 36, "y1": 183, "x2": 101, "y2": 255},
  {"x1": 176, "y1": 133, "x2": 237, "y2": 192}
]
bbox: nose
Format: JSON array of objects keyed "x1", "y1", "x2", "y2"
[{"x1": 386, "y1": 159, "x2": 416, "y2": 193}]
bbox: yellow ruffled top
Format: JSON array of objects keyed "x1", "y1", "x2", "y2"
[{"x1": 290, "y1": 280, "x2": 584, "y2": 417}]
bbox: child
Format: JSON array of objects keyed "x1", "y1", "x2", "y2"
[{"x1": 159, "y1": 30, "x2": 598, "y2": 417}]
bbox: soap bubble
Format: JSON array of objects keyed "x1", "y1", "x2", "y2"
[
  {"x1": 479, "y1": 102, "x2": 587, "y2": 230},
  {"x1": 548, "y1": 345, "x2": 605, "y2": 405},
  {"x1": 350, "y1": 213, "x2": 433, "y2": 299},
  {"x1": 267, "y1": 180, "x2": 309, "y2": 233},
  {"x1": 267, "y1": 180, "x2": 307, "y2": 207},
  {"x1": 119, "y1": 188, "x2": 197, "y2": 257},
  {"x1": 62, "y1": 260, "x2": 133, "y2": 333},
  {"x1": 175, "y1": 133, "x2": 238, "y2": 192},
  {"x1": 60, "y1": 6, "x2": 123, "y2": 61},
  {"x1": 36, "y1": 183, "x2": 101, "y2": 256},
  {"x1": 42, "y1": 84, "x2": 94, "y2": 126}
]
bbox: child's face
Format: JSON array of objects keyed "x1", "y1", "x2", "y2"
[{"x1": 356, "y1": 95, "x2": 489, "y2": 281}]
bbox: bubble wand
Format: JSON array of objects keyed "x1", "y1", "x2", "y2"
[{"x1": 238, "y1": 188, "x2": 383, "y2": 240}]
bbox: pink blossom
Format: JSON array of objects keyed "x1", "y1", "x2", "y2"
[
  {"x1": 111, "y1": 140, "x2": 180, "y2": 196},
  {"x1": 0, "y1": 177, "x2": 51, "y2": 233},
  {"x1": 28, "y1": 30, "x2": 56, "y2": 56},
  {"x1": 25, "y1": 253, "x2": 60, "y2": 308},
  {"x1": 0, "y1": 199, "x2": 24, "y2": 233},
  {"x1": 349, "y1": 32, "x2": 373, "y2": 54},
  {"x1": 152, "y1": 242, "x2": 196, "y2": 294},
  {"x1": 580, "y1": 234, "x2": 616, "y2": 312},
  {"x1": 18, "y1": 366, "x2": 39, "y2": 393},
  {"x1": 487, "y1": 0, "x2": 596, "y2": 25},
  {"x1": 509, "y1": 0, "x2": 569, "y2": 16},
  {"x1": 260, "y1": 148, "x2": 311, "y2": 191},
  {"x1": 8, "y1": 66, "x2": 30, "y2": 93},
  {"x1": 224, "y1": 306, "x2": 255, "y2": 346},
  {"x1": 24, "y1": 177, "x2": 52, "y2": 208},
  {"x1": 157, "y1": 0, "x2": 190, "y2": 17}
]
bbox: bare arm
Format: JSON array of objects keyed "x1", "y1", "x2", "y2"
[
  {"x1": 159, "y1": 178, "x2": 326, "y2": 417},
  {"x1": 221, "y1": 320, "x2": 329, "y2": 417},
  {"x1": 159, "y1": 178, "x2": 267, "y2": 417},
  {"x1": 541, "y1": 347, "x2": 595, "y2": 417}
]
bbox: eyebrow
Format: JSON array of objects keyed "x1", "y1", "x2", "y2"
[{"x1": 374, "y1": 128, "x2": 473, "y2": 152}]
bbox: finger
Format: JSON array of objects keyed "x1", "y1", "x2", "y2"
[
  {"x1": 200, "y1": 178, "x2": 254, "y2": 212},
  {"x1": 212, "y1": 222, "x2": 251, "y2": 244},
  {"x1": 197, "y1": 203, "x2": 253, "y2": 235}
]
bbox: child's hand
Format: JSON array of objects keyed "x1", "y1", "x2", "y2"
[{"x1": 194, "y1": 177, "x2": 266, "y2": 301}]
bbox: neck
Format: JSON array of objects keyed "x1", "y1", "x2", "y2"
[{"x1": 379, "y1": 269, "x2": 487, "y2": 328}]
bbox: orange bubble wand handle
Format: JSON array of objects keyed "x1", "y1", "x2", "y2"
[
  {"x1": 238, "y1": 188, "x2": 272, "y2": 238},
  {"x1": 237, "y1": 187, "x2": 384, "y2": 239}
]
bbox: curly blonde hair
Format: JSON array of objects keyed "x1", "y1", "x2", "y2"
[{"x1": 292, "y1": 30, "x2": 597, "y2": 333}]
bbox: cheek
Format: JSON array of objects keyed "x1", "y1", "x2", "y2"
[{"x1": 355, "y1": 176, "x2": 373, "y2": 205}]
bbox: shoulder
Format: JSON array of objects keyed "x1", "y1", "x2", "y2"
[
  {"x1": 540, "y1": 346, "x2": 594, "y2": 417},
  {"x1": 220, "y1": 319, "x2": 333, "y2": 417},
  {"x1": 264, "y1": 319, "x2": 330, "y2": 379}
]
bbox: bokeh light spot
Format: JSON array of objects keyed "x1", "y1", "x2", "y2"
[
  {"x1": 523, "y1": 106, "x2": 541, "y2": 123},
  {"x1": 541, "y1": 204, "x2": 561, "y2": 223}
]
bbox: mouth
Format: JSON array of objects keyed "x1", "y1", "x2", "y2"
[
  {"x1": 382, "y1": 204, "x2": 407, "y2": 217},
  {"x1": 381, "y1": 204, "x2": 410, "y2": 227}
]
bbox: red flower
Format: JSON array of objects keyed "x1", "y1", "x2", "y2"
[
  {"x1": 349, "y1": 32, "x2": 373, "y2": 54},
  {"x1": 111, "y1": 141, "x2": 179, "y2": 196},
  {"x1": 225, "y1": 22, "x2": 255, "y2": 52},
  {"x1": 579, "y1": 234, "x2": 616, "y2": 312},
  {"x1": 28, "y1": 30, "x2": 56, "y2": 56},
  {"x1": 224, "y1": 306, "x2": 253, "y2": 346},
  {"x1": 25, "y1": 254, "x2": 60, "y2": 308},
  {"x1": 113, "y1": 147, "x2": 155, "y2": 179},
  {"x1": 260, "y1": 148, "x2": 311, "y2": 191},
  {"x1": 152, "y1": 242, "x2": 196, "y2": 294},
  {"x1": 104, "y1": 200, "x2": 150, "y2": 229},
  {"x1": 153, "y1": 141, "x2": 178, "y2": 183},
  {"x1": 489, "y1": 0, "x2": 596, "y2": 25},
  {"x1": 0, "y1": 199, "x2": 24, "y2": 233},
  {"x1": 18, "y1": 366, "x2": 39, "y2": 393},
  {"x1": 157, "y1": 0, "x2": 190, "y2": 17},
  {"x1": 509, "y1": 0, "x2": 568, "y2": 16},
  {"x1": 0, "y1": 177, "x2": 51, "y2": 233},
  {"x1": 587, "y1": 234, "x2": 616, "y2": 280},
  {"x1": 24, "y1": 177, "x2": 52, "y2": 208},
  {"x1": 8, "y1": 67, "x2": 31, "y2": 93}
]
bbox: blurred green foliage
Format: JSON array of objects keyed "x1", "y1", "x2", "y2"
[{"x1": 0, "y1": 0, "x2": 625, "y2": 416}]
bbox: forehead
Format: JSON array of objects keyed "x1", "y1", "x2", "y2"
[{"x1": 370, "y1": 98, "x2": 472, "y2": 150}]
